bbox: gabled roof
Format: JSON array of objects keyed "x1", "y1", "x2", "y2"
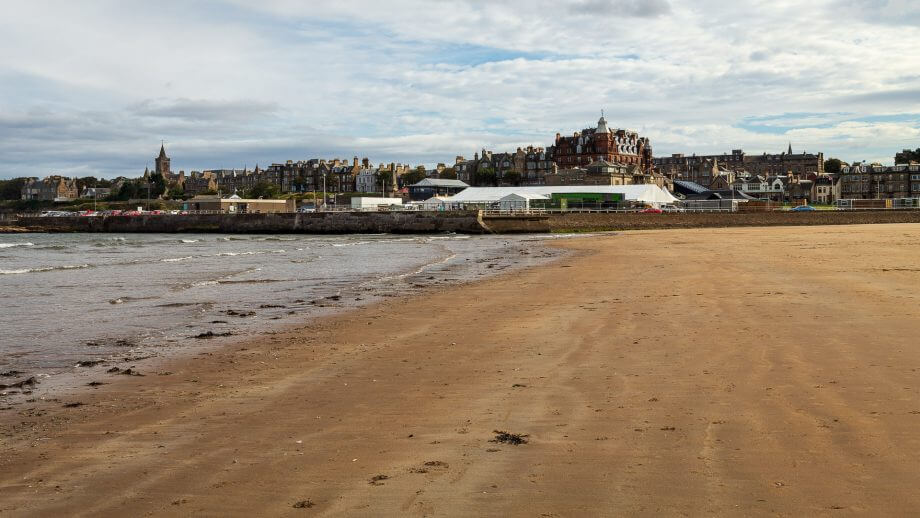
[
  {"x1": 500, "y1": 192, "x2": 551, "y2": 201},
  {"x1": 410, "y1": 178, "x2": 470, "y2": 188}
]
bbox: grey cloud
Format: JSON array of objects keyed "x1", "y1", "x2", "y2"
[
  {"x1": 830, "y1": 0, "x2": 920, "y2": 26},
  {"x1": 569, "y1": 0, "x2": 671, "y2": 18},
  {"x1": 131, "y1": 98, "x2": 280, "y2": 123},
  {"x1": 836, "y1": 88, "x2": 920, "y2": 106}
]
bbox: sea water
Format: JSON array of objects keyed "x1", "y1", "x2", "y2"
[{"x1": 0, "y1": 233, "x2": 563, "y2": 379}]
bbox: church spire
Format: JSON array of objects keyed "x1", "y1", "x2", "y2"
[
  {"x1": 787, "y1": 142, "x2": 792, "y2": 155},
  {"x1": 159, "y1": 141, "x2": 168, "y2": 159}
]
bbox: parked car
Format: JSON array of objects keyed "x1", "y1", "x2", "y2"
[
  {"x1": 791, "y1": 205, "x2": 816, "y2": 212},
  {"x1": 641, "y1": 207, "x2": 663, "y2": 214}
]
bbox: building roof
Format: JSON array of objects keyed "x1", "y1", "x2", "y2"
[
  {"x1": 445, "y1": 185, "x2": 678, "y2": 204},
  {"x1": 410, "y1": 178, "x2": 470, "y2": 188},
  {"x1": 500, "y1": 192, "x2": 551, "y2": 201},
  {"x1": 672, "y1": 180, "x2": 710, "y2": 194},
  {"x1": 596, "y1": 115, "x2": 609, "y2": 134}
]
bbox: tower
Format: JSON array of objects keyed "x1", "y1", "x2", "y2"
[{"x1": 155, "y1": 142, "x2": 171, "y2": 178}]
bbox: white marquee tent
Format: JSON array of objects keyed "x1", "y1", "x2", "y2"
[{"x1": 443, "y1": 185, "x2": 678, "y2": 206}]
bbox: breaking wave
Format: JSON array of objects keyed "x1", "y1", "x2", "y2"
[
  {"x1": 162, "y1": 256, "x2": 195, "y2": 263},
  {"x1": 0, "y1": 264, "x2": 91, "y2": 275}
]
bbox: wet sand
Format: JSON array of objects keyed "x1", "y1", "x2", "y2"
[{"x1": 2, "y1": 224, "x2": 920, "y2": 516}]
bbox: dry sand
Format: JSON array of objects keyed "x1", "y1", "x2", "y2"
[{"x1": 2, "y1": 224, "x2": 920, "y2": 517}]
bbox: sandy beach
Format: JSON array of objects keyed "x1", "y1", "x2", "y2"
[{"x1": 2, "y1": 224, "x2": 920, "y2": 516}]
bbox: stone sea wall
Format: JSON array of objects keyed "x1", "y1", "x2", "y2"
[
  {"x1": 13, "y1": 210, "x2": 920, "y2": 234},
  {"x1": 16, "y1": 211, "x2": 487, "y2": 234}
]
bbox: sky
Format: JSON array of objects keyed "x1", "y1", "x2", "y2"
[{"x1": 1, "y1": 0, "x2": 919, "y2": 179}]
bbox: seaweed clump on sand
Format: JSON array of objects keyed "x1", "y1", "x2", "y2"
[{"x1": 490, "y1": 430, "x2": 529, "y2": 445}]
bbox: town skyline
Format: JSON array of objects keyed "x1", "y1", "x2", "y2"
[{"x1": 2, "y1": 0, "x2": 920, "y2": 179}]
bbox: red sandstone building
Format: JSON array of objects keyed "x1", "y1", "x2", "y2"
[{"x1": 553, "y1": 115, "x2": 653, "y2": 172}]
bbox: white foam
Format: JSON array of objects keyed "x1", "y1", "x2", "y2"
[
  {"x1": 180, "y1": 239, "x2": 199, "y2": 244},
  {"x1": 0, "y1": 242, "x2": 34, "y2": 248},
  {"x1": 162, "y1": 256, "x2": 195, "y2": 263},
  {"x1": 0, "y1": 264, "x2": 90, "y2": 275},
  {"x1": 332, "y1": 241, "x2": 372, "y2": 247}
]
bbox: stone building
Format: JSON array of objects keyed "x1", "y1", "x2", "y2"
[
  {"x1": 839, "y1": 163, "x2": 919, "y2": 199},
  {"x1": 354, "y1": 158, "x2": 378, "y2": 193},
  {"x1": 155, "y1": 143, "x2": 171, "y2": 178},
  {"x1": 553, "y1": 115, "x2": 653, "y2": 171},
  {"x1": 184, "y1": 171, "x2": 218, "y2": 197},
  {"x1": 812, "y1": 175, "x2": 838, "y2": 204},
  {"x1": 374, "y1": 162, "x2": 411, "y2": 196},
  {"x1": 515, "y1": 146, "x2": 556, "y2": 185},
  {"x1": 545, "y1": 160, "x2": 672, "y2": 191},
  {"x1": 21, "y1": 176, "x2": 79, "y2": 201},
  {"x1": 654, "y1": 150, "x2": 745, "y2": 181},
  {"x1": 746, "y1": 145, "x2": 824, "y2": 177},
  {"x1": 545, "y1": 161, "x2": 636, "y2": 187},
  {"x1": 654, "y1": 145, "x2": 824, "y2": 180},
  {"x1": 455, "y1": 146, "x2": 555, "y2": 187}
]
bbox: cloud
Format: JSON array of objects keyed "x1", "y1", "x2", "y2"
[
  {"x1": 831, "y1": 0, "x2": 920, "y2": 26},
  {"x1": 569, "y1": 0, "x2": 671, "y2": 17},
  {"x1": 0, "y1": 0, "x2": 918, "y2": 177},
  {"x1": 131, "y1": 99, "x2": 280, "y2": 123}
]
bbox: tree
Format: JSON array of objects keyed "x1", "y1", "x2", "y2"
[
  {"x1": 824, "y1": 158, "x2": 844, "y2": 175},
  {"x1": 375, "y1": 169, "x2": 395, "y2": 195},
  {"x1": 401, "y1": 166, "x2": 428, "y2": 187},
  {"x1": 114, "y1": 181, "x2": 141, "y2": 201},
  {"x1": 76, "y1": 176, "x2": 112, "y2": 193},
  {"x1": 503, "y1": 171, "x2": 522, "y2": 186},
  {"x1": 0, "y1": 177, "x2": 28, "y2": 200},
  {"x1": 166, "y1": 186, "x2": 186, "y2": 200},
  {"x1": 246, "y1": 181, "x2": 281, "y2": 199},
  {"x1": 895, "y1": 148, "x2": 920, "y2": 164},
  {"x1": 149, "y1": 174, "x2": 166, "y2": 198},
  {"x1": 438, "y1": 167, "x2": 457, "y2": 180},
  {"x1": 474, "y1": 167, "x2": 497, "y2": 187}
]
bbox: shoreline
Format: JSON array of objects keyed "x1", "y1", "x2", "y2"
[
  {"x1": 0, "y1": 233, "x2": 570, "y2": 406},
  {"x1": 3, "y1": 224, "x2": 920, "y2": 516}
]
